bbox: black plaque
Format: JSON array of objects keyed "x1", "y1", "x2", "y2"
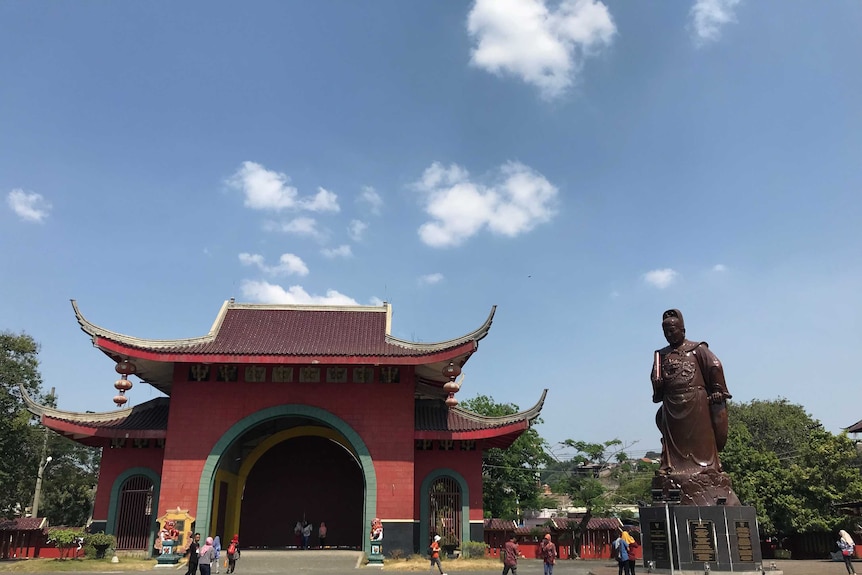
[
  {"x1": 649, "y1": 521, "x2": 669, "y2": 561},
  {"x1": 688, "y1": 520, "x2": 717, "y2": 562},
  {"x1": 734, "y1": 521, "x2": 754, "y2": 562}
]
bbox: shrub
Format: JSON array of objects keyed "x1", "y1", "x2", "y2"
[
  {"x1": 460, "y1": 541, "x2": 487, "y2": 559},
  {"x1": 84, "y1": 532, "x2": 116, "y2": 558},
  {"x1": 388, "y1": 548, "x2": 404, "y2": 560},
  {"x1": 48, "y1": 528, "x2": 84, "y2": 559}
]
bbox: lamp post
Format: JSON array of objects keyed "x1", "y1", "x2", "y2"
[{"x1": 31, "y1": 455, "x2": 52, "y2": 518}]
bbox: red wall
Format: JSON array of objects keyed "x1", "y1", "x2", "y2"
[
  {"x1": 157, "y1": 368, "x2": 416, "y2": 523},
  {"x1": 413, "y1": 448, "x2": 484, "y2": 521},
  {"x1": 93, "y1": 445, "x2": 165, "y2": 521}
]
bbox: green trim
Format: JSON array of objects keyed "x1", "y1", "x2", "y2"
[
  {"x1": 195, "y1": 405, "x2": 377, "y2": 554},
  {"x1": 419, "y1": 468, "x2": 470, "y2": 550},
  {"x1": 106, "y1": 467, "x2": 161, "y2": 554}
]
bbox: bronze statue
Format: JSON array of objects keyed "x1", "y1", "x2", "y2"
[{"x1": 650, "y1": 309, "x2": 740, "y2": 506}]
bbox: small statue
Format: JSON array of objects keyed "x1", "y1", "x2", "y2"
[{"x1": 370, "y1": 517, "x2": 383, "y2": 541}]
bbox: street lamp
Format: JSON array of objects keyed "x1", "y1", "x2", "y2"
[{"x1": 31, "y1": 455, "x2": 52, "y2": 518}]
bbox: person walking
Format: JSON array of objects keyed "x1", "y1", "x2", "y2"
[
  {"x1": 838, "y1": 530, "x2": 856, "y2": 575},
  {"x1": 184, "y1": 533, "x2": 201, "y2": 575},
  {"x1": 318, "y1": 522, "x2": 327, "y2": 549},
  {"x1": 226, "y1": 534, "x2": 240, "y2": 574},
  {"x1": 540, "y1": 533, "x2": 557, "y2": 575},
  {"x1": 302, "y1": 521, "x2": 313, "y2": 550},
  {"x1": 294, "y1": 521, "x2": 303, "y2": 549},
  {"x1": 613, "y1": 532, "x2": 631, "y2": 575},
  {"x1": 502, "y1": 535, "x2": 519, "y2": 575},
  {"x1": 212, "y1": 536, "x2": 221, "y2": 574},
  {"x1": 621, "y1": 527, "x2": 638, "y2": 575},
  {"x1": 198, "y1": 537, "x2": 215, "y2": 575},
  {"x1": 429, "y1": 534, "x2": 446, "y2": 575}
]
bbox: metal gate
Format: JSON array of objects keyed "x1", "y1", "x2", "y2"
[
  {"x1": 115, "y1": 475, "x2": 154, "y2": 550},
  {"x1": 428, "y1": 476, "x2": 461, "y2": 546}
]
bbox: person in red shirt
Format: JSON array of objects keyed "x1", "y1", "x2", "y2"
[
  {"x1": 429, "y1": 535, "x2": 446, "y2": 575},
  {"x1": 540, "y1": 533, "x2": 557, "y2": 575},
  {"x1": 502, "y1": 535, "x2": 519, "y2": 575}
]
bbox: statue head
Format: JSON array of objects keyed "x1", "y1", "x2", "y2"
[{"x1": 661, "y1": 309, "x2": 686, "y2": 347}]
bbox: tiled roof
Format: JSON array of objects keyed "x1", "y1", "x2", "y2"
[
  {"x1": 414, "y1": 390, "x2": 547, "y2": 432},
  {"x1": 74, "y1": 300, "x2": 495, "y2": 358},
  {"x1": 484, "y1": 519, "x2": 518, "y2": 531},
  {"x1": 22, "y1": 386, "x2": 168, "y2": 431},
  {"x1": 846, "y1": 419, "x2": 862, "y2": 433},
  {"x1": 0, "y1": 517, "x2": 47, "y2": 531}
]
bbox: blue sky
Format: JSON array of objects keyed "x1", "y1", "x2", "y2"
[{"x1": 2, "y1": 1, "x2": 860, "y2": 460}]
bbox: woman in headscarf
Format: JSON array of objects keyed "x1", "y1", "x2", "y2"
[
  {"x1": 212, "y1": 536, "x2": 221, "y2": 574},
  {"x1": 838, "y1": 530, "x2": 856, "y2": 575},
  {"x1": 226, "y1": 534, "x2": 240, "y2": 574},
  {"x1": 198, "y1": 537, "x2": 215, "y2": 575}
]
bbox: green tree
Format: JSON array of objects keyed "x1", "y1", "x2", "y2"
[
  {"x1": 0, "y1": 332, "x2": 45, "y2": 517},
  {"x1": 549, "y1": 439, "x2": 638, "y2": 557},
  {"x1": 0, "y1": 331, "x2": 100, "y2": 525},
  {"x1": 460, "y1": 395, "x2": 551, "y2": 521},
  {"x1": 721, "y1": 399, "x2": 862, "y2": 536}
]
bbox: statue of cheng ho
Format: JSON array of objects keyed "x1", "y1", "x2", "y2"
[{"x1": 650, "y1": 309, "x2": 740, "y2": 506}]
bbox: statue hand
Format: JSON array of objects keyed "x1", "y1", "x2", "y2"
[{"x1": 709, "y1": 392, "x2": 725, "y2": 403}]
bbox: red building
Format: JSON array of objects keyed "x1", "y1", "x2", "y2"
[{"x1": 24, "y1": 300, "x2": 544, "y2": 556}]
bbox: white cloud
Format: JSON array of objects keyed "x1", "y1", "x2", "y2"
[
  {"x1": 300, "y1": 187, "x2": 340, "y2": 212},
  {"x1": 267, "y1": 217, "x2": 324, "y2": 239},
  {"x1": 227, "y1": 161, "x2": 339, "y2": 212},
  {"x1": 321, "y1": 245, "x2": 352, "y2": 259},
  {"x1": 419, "y1": 273, "x2": 445, "y2": 285},
  {"x1": 348, "y1": 219, "x2": 367, "y2": 242},
  {"x1": 690, "y1": 0, "x2": 742, "y2": 45},
  {"x1": 238, "y1": 252, "x2": 309, "y2": 276},
  {"x1": 414, "y1": 161, "x2": 558, "y2": 248},
  {"x1": 643, "y1": 268, "x2": 679, "y2": 289},
  {"x1": 240, "y1": 279, "x2": 362, "y2": 306},
  {"x1": 467, "y1": 0, "x2": 616, "y2": 99},
  {"x1": 359, "y1": 186, "x2": 383, "y2": 214},
  {"x1": 712, "y1": 264, "x2": 727, "y2": 272},
  {"x1": 7, "y1": 189, "x2": 51, "y2": 222}
]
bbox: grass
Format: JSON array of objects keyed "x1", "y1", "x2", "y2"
[
  {"x1": 381, "y1": 555, "x2": 505, "y2": 571},
  {"x1": 0, "y1": 557, "x2": 159, "y2": 572}
]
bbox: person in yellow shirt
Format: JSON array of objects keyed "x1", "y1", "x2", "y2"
[{"x1": 620, "y1": 527, "x2": 638, "y2": 575}]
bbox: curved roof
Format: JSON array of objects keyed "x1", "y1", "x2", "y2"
[
  {"x1": 414, "y1": 389, "x2": 547, "y2": 448},
  {"x1": 21, "y1": 385, "x2": 168, "y2": 446},
  {"x1": 73, "y1": 299, "x2": 496, "y2": 361}
]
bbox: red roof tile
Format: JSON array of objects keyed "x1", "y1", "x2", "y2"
[{"x1": 74, "y1": 301, "x2": 495, "y2": 359}]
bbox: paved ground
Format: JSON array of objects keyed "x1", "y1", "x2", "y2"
[
  {"x1": 179, "y1": 551, "x2": 850, "y2": 575},
  {"x1": 12, "y1": 550, "x2": 852, "y2": 574}
]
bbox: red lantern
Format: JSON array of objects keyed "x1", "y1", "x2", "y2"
[
  {"x1": 115, "y1": 378, "x2": 133, "y2": 392},
  {"x1": 442, "y1": 361, "x2": 461, "y2": 379},
  {"x1": 115, "y1": 360, "x2": 137, "y2": 375}
]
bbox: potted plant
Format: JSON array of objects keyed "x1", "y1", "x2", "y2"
[
  {"x1": 84, "y1": 532, "x2": 116, "y2": 559},
  {"x1": 440, "y1": 534, "x2": 459, "y2": 558}
]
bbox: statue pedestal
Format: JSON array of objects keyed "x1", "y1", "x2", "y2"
[
  {"x1": 639, "y1": 505, "x2": 762, "y2": 572},
  {"x1": 154, "y1": 552, "x2": 181, "y2": 567},
  {"x1": 368, "y1": 541, "x2": 384, "y2": 566}
]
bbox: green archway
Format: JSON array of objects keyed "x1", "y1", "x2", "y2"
[
  {"x1": 195, "y1": 404, "x2": 377, "y2": 554},
  {"x1": 106, "y1": 466, "x2": 161, "y2": 552},
  {"x1": 419, "y1": 468, "x2": 470, "y2": 551}
]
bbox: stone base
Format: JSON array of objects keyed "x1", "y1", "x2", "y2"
[
  {"x1": 652, "y1": 468, "x2": 741, "y2": 507},
  {"x1": 367, "y1": 541, "x2": 384, "y2": 567},
  {"x1": 640, "y1": 505, "x2": 762, "y2": 572},
  {"x1": 154, "y1": 553, "x2": 181, "y2": 566}
]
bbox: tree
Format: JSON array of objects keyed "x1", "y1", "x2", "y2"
[
  {"x1": 460, "y1": 395, "x2": 551, "y2": 521},
  {"x1": 721, "y1": 399, "x2": 862, "y2": 536},
  {"x1": 0, "y1": 331, "x2": 100, "y2": 525},
  {"x1": 0, "y1": 332, "x2": 45, "y2": 517},
  {"x1": 549, "y1": 439, "x2": 638, "y2": 557}
]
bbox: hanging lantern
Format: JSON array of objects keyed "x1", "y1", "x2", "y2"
[
  {"x1": 442, "y1": 361, "x2": 461, "y2": 379},
  {"x1": 112, "y1": 359, "x2": 137, "y2": 406},
  {"x1": 445, "y1": 393, "x2": 458, "y2": 408}
]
